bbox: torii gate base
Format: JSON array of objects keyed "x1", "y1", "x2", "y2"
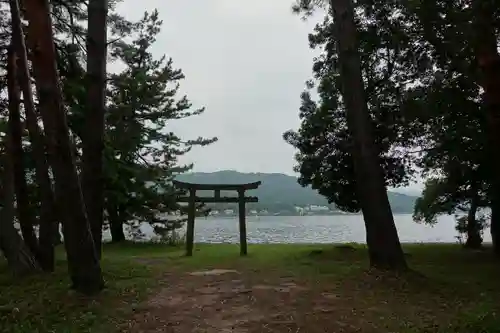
[{"x1": 173, "y1": 180, "x2": 261, "y2": 256}]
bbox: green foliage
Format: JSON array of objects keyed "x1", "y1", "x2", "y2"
[
  {"x1": 414, "y1": 176, "x2": 488, "y2": 226},
  {"x1": 402, "y1": 1, "x2": 493, "y2": 224},
  {"x1": 149, "y1": 228, "x2": 186, "y2": 246},
  {"x1": 0, "y1": 2, "x2": 215, "y2": 240},
  {"x1": 455, "y1": 214, "x2": 489, "y2": 245},
  {"x1": 413, "y1": 177, "x2": 461, "y2": 224}
]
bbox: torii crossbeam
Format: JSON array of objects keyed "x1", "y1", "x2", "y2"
[{"x1": 173, "y1": 180, "x2": 262, "y2": 256}]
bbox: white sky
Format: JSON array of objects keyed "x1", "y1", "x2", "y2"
[{"x1": 114, "y1": 0, "x2": 424, "y2": 194}]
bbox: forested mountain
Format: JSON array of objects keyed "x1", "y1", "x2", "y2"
[{"x1": 176, "y1": 170, "x2": 417, "y2": 214}]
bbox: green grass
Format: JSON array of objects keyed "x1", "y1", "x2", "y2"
[
  {"x1": 1, "y1": 243, "x2": 500, "y2": 332},
  {"x1": 0, "y1": 245, "x2": 160, "y2": 333}
]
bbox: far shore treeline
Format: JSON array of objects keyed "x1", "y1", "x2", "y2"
[{"x1": 176, "y1": 170, "x2": 417, "y2": 215}]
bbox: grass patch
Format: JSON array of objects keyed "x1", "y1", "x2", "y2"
[
  {"x1": 1, "y1": 243, "x2": 500, "y2": 332},
  {"x1": 0, "y1": 244, "x2": 174, "y2": 333}
]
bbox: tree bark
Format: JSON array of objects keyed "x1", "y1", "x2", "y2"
[
  {"x1": 0, "y1": 118, "x2": 40, "y2": 276},
  {"x1": 108, "y1": 202, "x2": 126, "y2": 243},
  {"x1": 7, "y1": 43, "x2": 40, "y2": 261},
  {"x1": 82, "y1": 0, "x2": 108, "y2": 258},
  {"x1": 471, "y1": 0, "x2": 500, "y2": 256},
  {"x1": 465, "y1": 190, "x2": 481, "y2": 249},
  {"x1": 22, "y1": 0, "x2": 104, "y2": 293},
  {"x1": 9, "y1": 0, "x2": 56, "y2": 272},
  {"x1": 329, "y1": 0, "x2": 407, "y2": 269},
  {"x1": 110, "y1": 216, "x2": 126, "y2": 243}
]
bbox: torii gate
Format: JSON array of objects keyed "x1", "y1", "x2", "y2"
[{"x1": 173, "y1": 180, "x2": 262, "y2": 256}]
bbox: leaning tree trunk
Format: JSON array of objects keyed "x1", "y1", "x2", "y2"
[
  {"x1": 22, "y1": 0, "x2": 104, "y2": 294},
  {"x1": 0, "y1": 117, "x2": 40, "y2": 276},
  {"x1": 81, "y1": 0, "x2": 108, "y2": 258},
  {"x1": 471, "y1": 1, "x2": 500, "y2": 256},
  {"x1": 9, "y1": 0, "x2": 56, "y2": 271},
  {"x1": 7, "y1": 43, "x2": 40, "y2": 261},
  {"x1": 329, "y1": 0, "x2": 407, "y2": 269}
]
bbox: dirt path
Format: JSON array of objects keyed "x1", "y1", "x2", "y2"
[{"x1": 122, "y1": 269, "x2": 358, "y2": 333}]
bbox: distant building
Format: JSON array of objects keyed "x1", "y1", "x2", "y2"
[{"x1": 307, "y1": 205, "x2": 330, "y2": 212}]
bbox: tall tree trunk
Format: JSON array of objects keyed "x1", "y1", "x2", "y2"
[
  {"x1": 465, "y1": 188, "x2": 481, "y2": 249},
  {"x1": 329, "y1": 0, "x2": 407, "y2": 269},
  {"x1": 471, "y1": 0, "x2": 500, "y2": 256},
  {"x1": 0, "y1": 118, "x2": 40, "y2": 276},
  {"x1": 82, "y1": 0, "x2": 108, "y2": 258},
  {"x1": 7, "y1": 43, "x2": 40, "y2": 260},
  {"x1": 22, "y1": 0, "x2": 104, "y2": 294},
  {"x1": 9, "y1": 0, "x2": 56, "y2": 272}
]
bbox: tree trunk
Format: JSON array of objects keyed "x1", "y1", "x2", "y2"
[
  {"x1": 81, "y1": 0, "x2": 108, "y2": 259},
  {"x1": 471, "y1": 0, "x2": 500, "y2": 256},
  {"x1": 0, "y1": 121, "x2": 40, "y2": 276},
  {"x1": 491, "y1": 204, "x2": 500, "y2": 256},
  {"x1": 53, "y1": 222, "x2": 62, "y2": 245},
  {"x1": 329, "y1": 0, "x2": 407, "y2": 269},
  {"x1": 110, "y1": 216, "x2": 126, "y2": 243},
  {"x1": 108, "y1": 202, "x2": 126, "y2": 243},
  {"x1": 7, "y1": 43, "x2": 40, "y2": 261},
  {"x1": 23, "y1": 0, "x2": 104, "y2": 294},
  {"x1": 465, "y1": 190, "x2": 481, "y2": 249},
  {"x1": 9, "y1": 0, "x2": 56, "y2": 272}
]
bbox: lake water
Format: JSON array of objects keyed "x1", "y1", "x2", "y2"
[{"x1": 107, "y1": 214, "x2": 493, "y2": 244}]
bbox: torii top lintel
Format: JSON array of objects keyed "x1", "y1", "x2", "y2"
[{"x1": 172, "y1": 180, "x2": 262, "y2": 191}]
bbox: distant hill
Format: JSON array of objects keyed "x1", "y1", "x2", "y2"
[{"x1": 176, "y1": 170, "x2": 417, "y2": 214}]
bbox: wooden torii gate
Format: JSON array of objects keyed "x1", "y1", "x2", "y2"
[{"x1": 173, "y1": 180, "x2": 262, "y2": 256}]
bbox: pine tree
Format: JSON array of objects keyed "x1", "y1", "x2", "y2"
[
  {"x1": 81, "y1": 0, "x2": 108, "y2": 257},
  {"x1": 23, "y1": 0, "x2": 104, "y2": 294},
  {"x1": 286, "y1": 0, "x2": 415, "y2": 269},
  {"x1": 105, "y1": 11, "x2": 216, "y2": 242}
]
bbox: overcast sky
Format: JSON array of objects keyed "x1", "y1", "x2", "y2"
[{"x1": 115, "y1": 0, "x2": 423, "y2": 194}]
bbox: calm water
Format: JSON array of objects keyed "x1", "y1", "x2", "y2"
[{"x1": 107, "y1": 214, "x2": 493, "y2": 244}]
